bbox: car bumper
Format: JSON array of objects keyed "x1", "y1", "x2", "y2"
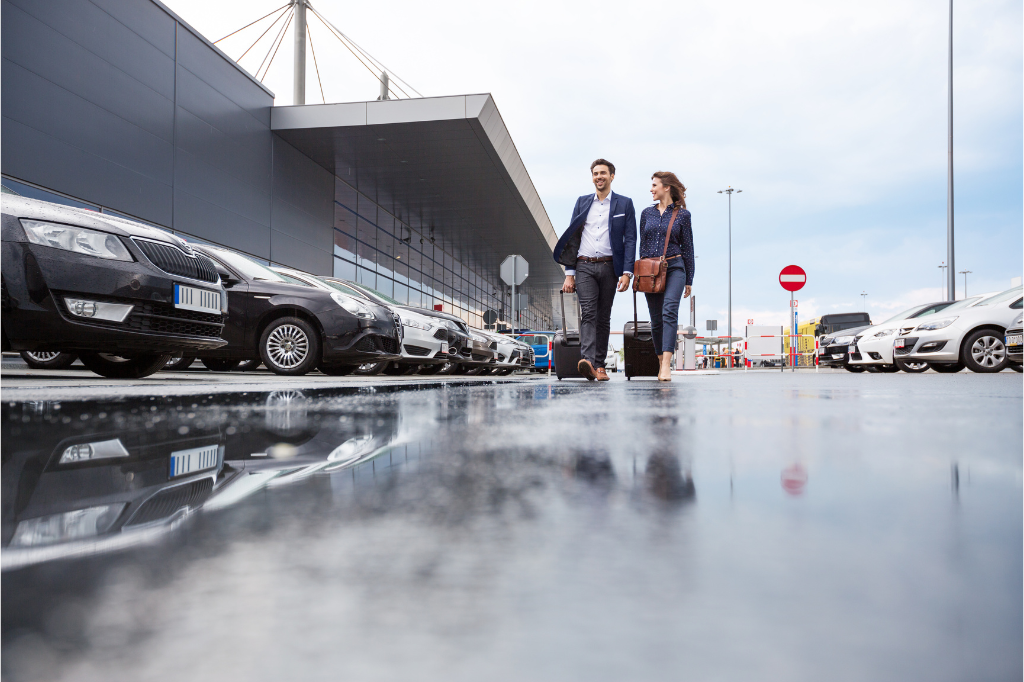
[
  {"x1": 817, "y1": 345, "x2": 850, "y2": 366},
  {"x1": 848, "y1": 336, "x2": 893, "y2": 364},
  {"x1": 319, "y1": 308, "x2": 402, "y2": 364},
  {"x1": 1, "y1": 241, "x2": 227, "y2": 353},
  {"x1": 1005, "y1": 326, "x2": 1022, "y2": 361},
  {"x1": 398, "y1": 325, "x2": 448, "y2": 363},
  {"x1": 902, "y1": 328, "x2": 961, "y2": 362}
]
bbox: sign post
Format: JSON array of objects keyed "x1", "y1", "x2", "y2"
[
  {"x1": 500, "y1": 255, "x2": 529, "y2": 330},
  {"x1": 779, "y1": 265, "x2": 806, "y2": 370}
]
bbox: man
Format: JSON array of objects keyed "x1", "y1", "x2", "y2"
[{"x1": 552, "y1": 159, "x2": 637, "y2": 381}]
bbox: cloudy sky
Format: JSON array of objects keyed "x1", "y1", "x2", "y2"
[{"x1": 165, "y1": 0, "x2": 1022, "y2": 335}]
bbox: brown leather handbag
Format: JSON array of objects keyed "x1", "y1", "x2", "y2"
[{"x1": 633, "y1": 207, "x2": 679, "y2": 294}]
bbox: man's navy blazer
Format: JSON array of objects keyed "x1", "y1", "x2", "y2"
[{"x1": 552, "y1": 192, "x2": 637, "y2": 278}]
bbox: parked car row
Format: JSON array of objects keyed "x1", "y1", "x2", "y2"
[
  {"x1": 2, "y1": 196, "x2": 534, "y2": 378},
  {"x1": 819, "y1": 287, "x2": 1023, "y2": 373}
]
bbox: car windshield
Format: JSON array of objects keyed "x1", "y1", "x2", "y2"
[
  {"x1": 349, "y1": 282, "x2": 402, "y2": 306},
  {"x1": 973, "y1": 286, "x2": 1023, "y2": 307},
  {"x1": 878, "y1": 307, "x2": 924, "y2": 326},
  {"x1": 909, "y1": 302, "x2": 953, "y2": 318},
  {"x1": 207, "y1": 248, "x2": 287, "y2": 282},
  {"x1": 915, "y1": 295, "x2": 982, "y2": 317}
]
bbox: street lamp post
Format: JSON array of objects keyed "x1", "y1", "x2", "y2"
[
  {"x1": 959, "y1": 270, "x2": 971, "y2": 297},
  {"x1": 861, "y1": 291, "x2": 868, "y2": 307},
  {"x1": 717, "y1": 187, "x2": 742, "y2": 365},
  {"x1": 947, "y1": 0, "x2": 956, "y2": 301}
]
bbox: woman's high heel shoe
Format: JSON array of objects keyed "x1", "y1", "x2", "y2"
[{"x1": 658, "y1": 352, "x2": 673, "y2": 381}]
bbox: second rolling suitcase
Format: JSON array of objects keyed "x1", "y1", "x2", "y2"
[
  {"x1": 553, "y1": 291, "x2": 584, "y2": 379},
  {"x1": 624, "y1": 291, "x2": 661, "y2": 379}
]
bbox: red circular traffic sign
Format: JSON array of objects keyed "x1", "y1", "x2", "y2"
[{"x1": 779, "y1": 265, "x2": 806, "y2": 292}]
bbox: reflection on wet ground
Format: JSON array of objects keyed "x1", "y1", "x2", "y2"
[{"x1": 2, "y1": 374, "x2": 1022, "y2": 681}]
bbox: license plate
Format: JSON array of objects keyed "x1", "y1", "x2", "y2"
[
  {"x1": 441, "y1": 342, "x2": 449, "y2": 354},
  {"x1": 894, "y1": 338, "x2": 905, "y2": 348},
  {"x1": 169, "y1": 444, "x2": 219, "y2": 478},
  {"x1": 1007, "y1": 334, "x2": 1022, "y2": 347},
  {"x1": 174, "y1": 284, "x2": 221, "y2": 314}
]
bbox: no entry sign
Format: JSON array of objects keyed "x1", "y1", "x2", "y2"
[{"x1": 779, "y1": 265, "x2": 806, "y2": 292}]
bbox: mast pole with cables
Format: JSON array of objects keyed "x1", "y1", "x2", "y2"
[{"x1": 293, "y1": 0, "x2": 306, "y2": 105}]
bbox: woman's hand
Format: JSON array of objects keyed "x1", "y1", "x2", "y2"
[{"x1": 683, "y1": 285, "x2": 692, "y2": 298}]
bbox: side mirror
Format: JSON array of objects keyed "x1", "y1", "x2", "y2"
[{"x1": 215, "y1": 266, "x2": 239, "y2": 287}]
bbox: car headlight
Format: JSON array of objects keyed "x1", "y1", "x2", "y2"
[
  {"x1": 873, "y1": 329, "x2": 895, "y2": 338},
  {"x1": 330, "y1": 292, "x2": 373, "y2": 319},
  {"x1": 916, "y1": 317, "x2": 957, "y2": 331},
  {"x1": 403, "y1": 318, "x2": 433, "y2": 331},
  {"x1": 834, "y1": 336, "x2": 855, "y2": 345},
  {"x1": 21, "y1": 220, "x2": 132, "y2": 261},
  {"x1": 10, "y1": 503, "x2": 127, "y2": 547}
]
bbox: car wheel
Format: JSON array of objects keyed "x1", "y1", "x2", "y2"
[
  {"x1": 437, "y1": 360, "x2": 460, "y2": 375},
  {"x1": 20, "y1": 351, "x2": 77, "y2": 369},
  {"x1": 237, "y1": 358, "x2": 262, "y2": 371},
  {"x1": 876, "y1": 364, "x2": 900, "y2": 373},
  {"x1": 864, "y1": 365, "x2": 881, "y2": 373},
  {"x1": 260, "y1": 317, "x2": 321, "y2": 376},
  {"x1": 79, "y1": 352, "x2": 172, "y2": 378},
  {"x1": 894, "y1": 358, "x2": 930, "y2": 373},
  {"x1": 1009, "y1": 363, "x2": 1022, "y2": 373},
  {"x1": 843, "y1": 365, "x2": 865, "y2": 373},
  {"x1": 353, "y1": 360, "x2": 389, "y2": 375},
  {"x1": 319, "y1": 363, "x2": 357, "y2": 376},
  {"x1": 962, "y1": 329, "x2": 1009, "y2": 373},
  {"x1": 383, "y1": 362, "x2": 419, "y2": 375},
  {"x1": 201, "y1": 358, "x2": 242, "y2": 372},
  {"x1": 164, "y1": 354, "x2": 196, "y2": 371},
  {"x1": 930, "y1": 361, "x2": 965, "y2": 373}
]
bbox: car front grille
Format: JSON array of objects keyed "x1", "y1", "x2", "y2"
[
  {"x1": 125, "y1": 477, "x2": 214, "y2": 527},
  {"x1": 894, "y1": 337, "x2": 918, "y2": 355},
  {"x1": 134, "y1": 239, "x2": 219, "y2": 284},
  {"x1": 471, "y1": 353, "x2": 489, "y2": 362},
  {"x1": 434, "y1": 328, "x2": 449, "y2": 340},
  {"x1": 356, "y1": 334, "x2": 399, "y2": 354},
  {"x1": 54, "y1": 293, "x2": 224, "y2": 338},
  {"x1": 404, "y1": 344, "x2": 431, "y2": 356}
]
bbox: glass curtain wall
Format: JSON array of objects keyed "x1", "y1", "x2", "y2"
[{"x1": 332, "y1": 176, "x2": 546, "y2": 330}]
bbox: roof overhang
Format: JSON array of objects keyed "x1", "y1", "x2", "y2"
[{"x1": 271, "y1": 94, "x2": 562, "y2": 289}]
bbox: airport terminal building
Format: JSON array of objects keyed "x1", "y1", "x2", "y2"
[{"x1": 1, "y1": 0, "x2": 562, "y2": 330}]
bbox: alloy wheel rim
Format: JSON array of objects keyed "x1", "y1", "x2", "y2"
[
  {"x1": 25, "y1": 351, "x2": 62, "y2": 362},
  {"x1": 904, "y1": 361, "x2": 928, "y2": 371},
  {"x1": 970, "y1": 336, "x2": 1005, "y2": 368},
  {"x1": 266, "y1": 324, "x2": 309, "y2": 369}
]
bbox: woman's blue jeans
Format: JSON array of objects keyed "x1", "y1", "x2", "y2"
[{"x1": 644, "y1": 260, "x2": 688, "y2": 355}]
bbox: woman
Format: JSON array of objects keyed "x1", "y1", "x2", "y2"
[{"x1": 638, "y1": 172, "x2": 694, "y2": 381}]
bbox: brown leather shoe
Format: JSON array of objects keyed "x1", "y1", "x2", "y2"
[
  {"x1": 577, "y1": 358, "x2": 597, "y2": 381},
  {"x1": 595, "y1": 367, "x2": 610, "y2": 381}
]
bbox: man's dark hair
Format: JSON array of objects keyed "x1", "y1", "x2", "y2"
[{"x1": 590, "y1": 158, "x2": 615, "y2": 175}]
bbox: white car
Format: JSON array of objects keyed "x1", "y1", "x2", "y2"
[
  {"x1": 271, "y1": 268, "x2": 448, "y2": 374},
  {"x1": 849, "y1": 301, "x2": 955, "y2": 372},
  {"x1": 606, "y1": 346, "x2": 619, "y2": 372},
  {"x1": 900, "y1": 286, "x2": 1023, "y2": 373},
  {"x1": 477, "y1": 330, "x2": 530, "y2": 375}
]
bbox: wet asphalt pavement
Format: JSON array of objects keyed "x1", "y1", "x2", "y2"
[{"x1": 2, "y1": 371, "x2": 1021, "y2": 681}]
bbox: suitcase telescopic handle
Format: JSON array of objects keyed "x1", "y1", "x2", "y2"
[{"x1": 560, "y1": 290, "x2": 568, "y2": 337}]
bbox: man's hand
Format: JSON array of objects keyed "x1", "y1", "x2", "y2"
[
  {"x1": 683, "y1": 285, "x2": 692, "y2": 298},
  {"x1": 616, "y1": 274, "x2": 631, "y2": 292},
  {"x1": 561, "y1": 275, "x2": 576, "y2": 293}
]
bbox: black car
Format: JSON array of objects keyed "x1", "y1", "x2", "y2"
[
  {"x1": 193, "y1": 245, "x2": 401, "y2": 375},
  {"x1": 1, "y1": 196, "x2": 227, "y2": 378},
  {"x1": 817, "y1": 325, "x2": 873, "y2": 372}
]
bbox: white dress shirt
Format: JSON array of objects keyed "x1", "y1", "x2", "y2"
[{"x1": 567, "y1": 192, "x2": 627, "y2": 276}]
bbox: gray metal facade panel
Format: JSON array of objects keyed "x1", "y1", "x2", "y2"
[
  {"x1": 174, "y1": 97, "x2": 271, "y2": 192},
  {"x1": 270, "y1": 230, "x2": 332, "y2": 276},
  {"x1": 271, "y1": 137, "x2": 334, "y2": 231},
  {"x1": 89, "y1": 0, "x2": 177, "y2": 58},
  {"x1": 173, "y1": 146, "x2": 270, "y2": 225},
  {"x1": 6, "y1": 0, "x2": 176, "y2": 100},
  {"x1": 2, "y1": 117, "x2": 173, "y2": 226},
  {"x1": 175, "y1": 28, "x2": 271, "y2": 128},
  {"x1": 173, "y1": 190, "x2": 271, "y2": 259}
]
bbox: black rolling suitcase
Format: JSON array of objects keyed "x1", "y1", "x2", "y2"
[
  {"x1": 624, "y1": 290, "x2": 660, "y2": 379},
  {"x1": 553, "y1": 291, "x2": 584, "y2": 379}
]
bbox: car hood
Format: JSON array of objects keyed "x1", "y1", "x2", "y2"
[
  {"x1": 2, "y1": 195, "x2": 181, "y2": 245},
  {"x1": 828, "y1": 325, "x2": 872, "y2": 341}
]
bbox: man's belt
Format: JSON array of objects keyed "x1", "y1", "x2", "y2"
[{"x1": 576, "y1": 256, "x2": 613, "y2": 263}]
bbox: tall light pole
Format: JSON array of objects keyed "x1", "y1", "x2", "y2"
[
  {"x1": 861, "y1": 291, "x2": 868, "y2": 307},
  {"x1": 293, "y1": 0, "x2": 307, "y2": 105},
  {"x1": 938, "y1": 262, "x2": 948, "y2": 299},
  {"x1": 959, "y1": 270, "x2": 971, "y2": 297},
  {"x1": 717, "y1": 187, "x2": 742, "y2": 363},
  {"x1": 947, "y1": 0, "x2": 955, "y2": 301}
]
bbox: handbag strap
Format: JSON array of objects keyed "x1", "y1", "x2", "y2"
[{"x1": 659, "y1": 206, "x2": 680, "y2": 261}]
